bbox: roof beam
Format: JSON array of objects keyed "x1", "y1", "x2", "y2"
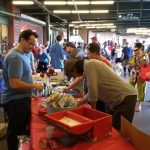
[
  {"x1": 32, "y1": 0, "x2": 66, "y2": 22},
  {"x1": 0, "y1": 10, "x2": 46, "y2": 26}
]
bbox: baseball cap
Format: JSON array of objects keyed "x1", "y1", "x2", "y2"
[
  {"x1": 91, "y1": 36, "x2": 98, "y2": 41},
  {"x1": 64, "y1": 59, "x2": 78, "y2": 76},
  {"x1": 64, "y1": 42, "x2": 76, "y2": 49},
  {"x1": 133, "y1": 42, "x2": 143, "y2": 51}
]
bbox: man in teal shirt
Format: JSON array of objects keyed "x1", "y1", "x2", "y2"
[{"x1": 1, "y1": 30, "x2": 43, "y2": 150}]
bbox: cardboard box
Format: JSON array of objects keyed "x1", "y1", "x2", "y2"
[{"x1": 121, "y1": 116, "x2": 150, "y2": 150}]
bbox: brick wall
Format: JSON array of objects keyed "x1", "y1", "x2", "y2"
[{"x1": 20, "y1": 21, "x2": 43, "y2": 44}]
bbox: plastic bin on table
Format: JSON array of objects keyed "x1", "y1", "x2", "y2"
[
  {"x1": 45, "y1": 110, "x2": 93, "y2": 135},
  {"x1": 45, "y1": 106, "x2": 112, "y2": 142},
  {"x1": 70, "y1": 106, "x2": 112, "y2": 142}
]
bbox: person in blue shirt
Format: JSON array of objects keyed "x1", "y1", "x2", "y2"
[
  {"x1": 50, "y1": 35, "x2": 65, "y2": 71},
  {"x1": 36, "y1": 46, "x2": 50, "y2": 73},
  {"x1": 1, "y1": 30, "x2": 43, "y2": 150},
  {"x1": 121, "y1": 43, "x2": 133, "y2": 75},
  {"x1": 0, "y1": 53, "x2": 5, "y2": 69},
  {"x1": 26, "y1": 51, "x2": 36, "y2": 74}
]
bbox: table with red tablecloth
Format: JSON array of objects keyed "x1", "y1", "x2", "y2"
[{"x1": 23, "y1": 97, "x2": 136, "y2": 150}]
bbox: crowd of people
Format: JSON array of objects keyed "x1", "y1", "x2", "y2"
[{"x1": 1, "y1": 29, "x2": 150, "y2": 150}]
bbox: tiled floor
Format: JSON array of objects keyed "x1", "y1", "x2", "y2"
[{"x1": 0, "y1": 77, "x2": 150, "y2": 150}]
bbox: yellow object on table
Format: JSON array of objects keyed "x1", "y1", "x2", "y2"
[{"x1": 59, "y1": 116, "x2": 81, "y2": 127}]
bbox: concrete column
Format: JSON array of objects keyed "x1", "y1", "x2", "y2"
[
  {"x1": 46, "y1": 14, "x2": 50, "y2": 42},
  {"x1": 87, "y1": 30, "x2": 89, "y2": 44},
  {"x1": 66, "y1": 21, "x2": 69, "y2": 42},
  {"x1": 7, "y1": 1, "x2": 14, "y2": 44}
]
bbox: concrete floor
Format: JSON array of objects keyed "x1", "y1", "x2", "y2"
[
  {"x1": 123, "y1": 74, "x2": 150, "y2": 134},
  {"x1": 133, "y1": 101, "x2": 150, "y2": 134},
  {"x1": 0, "y1": 76, "x2": 150, "y2": 150},
  {"x1": 133, "y1": 81, "x2": 150, "y2": 134}
]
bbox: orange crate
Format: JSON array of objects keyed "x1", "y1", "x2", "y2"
[
  {"x1": 45, "y1": 111, "x2": 93, "y2": 135},
  {"x1": 70, "y1": 106, "x2": 112, "y2": 142}
]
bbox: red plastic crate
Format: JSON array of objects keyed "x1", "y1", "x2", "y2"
[
  {"x1": 38, "y1": 107, "x2": 47, "y2": 117},
  {"x1": 70, "y1": 106, "x2": 112, "y2": 142},
  {"x1": 45, "y1": 111, "x2": 93, "y2": 135}
]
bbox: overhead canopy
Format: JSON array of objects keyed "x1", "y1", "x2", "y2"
[{"x1": 11, "y1": 0, "x2": 150, "y2": 30}]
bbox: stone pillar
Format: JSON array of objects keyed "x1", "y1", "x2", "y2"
[
  {"x1": 6, "y1": 1, "x2": 14, "y2": 44},
  {"x1": 66, "y1": 21, "x2": 69, "y2": 42},
  {"x1": 45, "y1": 14, "x2": 50, "y2": 42}
]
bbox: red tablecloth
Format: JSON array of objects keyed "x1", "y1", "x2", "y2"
[{"x1": 26, "y1": 97, "x2": 136, "y2": 150}]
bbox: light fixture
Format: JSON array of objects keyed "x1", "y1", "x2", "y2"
[
  {"x1": 53, "y1": 10, "x2": 71, "y2": 13},
  {"x1": 79, "y1": 24, "x2": 90, "y2": 27},
  {"x1": 87, "y1": 21, "x2": 98, "y2": 23},
  {"x1": 72, "y1": 10, "x2": 89, "y2": 13},
  {"x1": 44, "y1": 1, "x2": 67, "y2": 5},
  {"x1": 126, "y1": 28, "x2": 148, "y2": 33},
  {"x1": 67, "y1": 1, "x2": 90, "y2": 5},
  {"x1": 111, "y1": 29, "x2": 116, "y2": 32},
  {"x1": 134, "y1": 32, "x2": 150, "y2": 35},
  {"x1": 78, "y1": 23, "x2": 114, "y2": 27},
  {"x1": 97, "y1": 26, "x2": 116, "y2": 28},
  {"x1": 72, "y1": 21, "x2": 84, "y2": 23},
  {"x1": 72, "y1": 20, "x2": 114, "y2": 24},
  {"x1": 91, "y1": 1, "x2": 114, "y2": 5},
  {"x1": 127, "y1": 28, "x2": 147, "y2": 30},
  {"x1": 93, "y1": 23, "x2": 114, "y2": 26},
  {"x1": 90, "y1": 10, "x2": 109, "y2": 13},
  {"x1": 86, "y1": 26, "x2": 116, "y2": 29},
  {"x1": 53, "y1": 10, "x2": 109, "y2": 14},
  {"x1": 12, "y1": 1, "x2": 34, "y2": 5},
  {"x1": 74, "y1": 26, "x2": 79, "y2": 28},
  {"x1": 69, "y1": 24, "x2": 75, "y2": 27},
  {"x1": 44, "y1": 1, "x2": 114, "y2": 5},
  {"x1": 86, "y1": 26, "x2": 96, "y2": 29}
]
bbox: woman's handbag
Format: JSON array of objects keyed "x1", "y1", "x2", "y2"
[{"x1": 139, "y1": 65, "x2": 150, "y2": 81}]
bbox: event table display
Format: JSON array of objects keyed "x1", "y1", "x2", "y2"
[
  {"x1": 18, "y1": 98, "x2": 137, "y2": 150},
  {"x1": 21, "y1": 72, "x2": 136, "y2": 149}
]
